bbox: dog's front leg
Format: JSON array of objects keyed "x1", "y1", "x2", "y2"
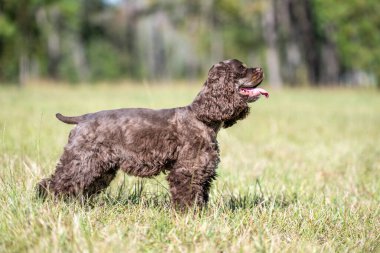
[{"x1": 167, "y1": 153, "x2": 218, "y2": 209}]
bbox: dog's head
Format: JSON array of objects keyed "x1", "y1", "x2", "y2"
[
  {"x1": 208, "y1": 59, "x2": 268, "y2": 103},
  {"x1": 192, "y1": 59, "x2": 268, "y2": 128}
]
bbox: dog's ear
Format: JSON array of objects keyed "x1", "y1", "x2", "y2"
[
  {"x1": 192, "y1": 62, "x2": 248, "y2": 125},
  {"x1": 205, "y1": 63, "x2": 235, "y2": 119},
  {"x1": 207, "y1": 62, "x2": 228, "y2": 83}
]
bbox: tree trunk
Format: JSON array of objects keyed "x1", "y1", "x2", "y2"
[
  {"x1": 274, "y1": 0, "x2": 303, "y2": 85},
  {"x1": 36, "y1": 6, "x2": 62, "y2": 80},
  {"x1": 288, "y1": 0, "x2": 320, "y2": 84},
  {"x1": 262, "y1": 0, "x2": 283, "y2": 88},
  {"x1": 18, "y1": 53, "x2": 29, "y2": 86},
  {"x1": 319, "y1": 25, "x2": 341, "y2": 84},
  {"x1": 72, "y1": 36, "x2": 89, "y2": 81}
]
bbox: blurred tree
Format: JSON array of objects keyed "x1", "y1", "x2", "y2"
[
  {"x1": 0, "y1": 0, "x2": 378, "y2": 86},
  {"x1": 36, "y1": 0, "x2": 87, "y2": 82},
  {"x1": 315, "y1": 0, "x2": 380, "y2": 86},
  {"x1": 0, "y1": 0, "x2": 46, "y2": 85},
  {"x1": 262, "y1": 0, "x2": 282, "y2": 87}
]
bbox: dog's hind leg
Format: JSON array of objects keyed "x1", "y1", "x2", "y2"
[{"x1": 37, "y1": 146, "x2": 119, "y2": 199}]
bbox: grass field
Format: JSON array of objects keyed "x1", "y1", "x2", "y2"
[{"x1": 0, "y1": 83, "x2": 379, "y2": 252}]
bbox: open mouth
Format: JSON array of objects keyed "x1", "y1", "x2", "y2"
[{"x1": 238, "y1": 77, "x2": 269, "y2": 99}]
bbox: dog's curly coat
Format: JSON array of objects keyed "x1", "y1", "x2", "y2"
[{"x1": 37, "y1": 59, "x2": 266, "y2": 208}]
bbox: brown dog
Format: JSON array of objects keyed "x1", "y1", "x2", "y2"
[{"x1": 37, "y1": 59, "x2": 268, "y2": 208}]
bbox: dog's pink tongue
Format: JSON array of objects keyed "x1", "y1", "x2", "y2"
[{"x1": 249, "y1": 88, "x2": 269, "y2": 98}]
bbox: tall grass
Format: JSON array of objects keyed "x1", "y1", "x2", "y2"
[{"x1": 0, "y1": 83, "x2": 379, "y2": 252}]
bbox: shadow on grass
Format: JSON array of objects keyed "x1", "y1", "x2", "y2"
[
  {"x1": 101, "y1": 179, "x2": 172, "y2": 209},
  {"x1": 217, "y1": 191, "x2": 298, "y2": 212},
  {"x1": 216, "y1": 179, "x2": 299, "y2": 212},
  {"x1": 98, "y1": 179, "x2": 299, "y2": 212}
]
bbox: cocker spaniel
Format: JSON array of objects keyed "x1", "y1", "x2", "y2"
[{"x1": 37, "y1": 59, "x2": 268, "y2": 208}]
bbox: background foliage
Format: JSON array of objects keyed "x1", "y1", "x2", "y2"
[{"x1": 1, "y1": 0, "x2": 379, "y2": 86}]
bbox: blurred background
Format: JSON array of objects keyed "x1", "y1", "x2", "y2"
[{"x1": 0, "y1": 0, "x2": 379, "y2": 87}]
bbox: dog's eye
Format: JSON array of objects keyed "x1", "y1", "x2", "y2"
[{"x1": 239, "y1": 65, "x2": 245, "y2": 71}]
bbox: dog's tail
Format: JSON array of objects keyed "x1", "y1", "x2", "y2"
[{"x1": 56, "y1": 113, "x2": 85, "y2": 125}]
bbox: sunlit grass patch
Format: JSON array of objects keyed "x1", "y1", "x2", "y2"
[{"x1": 0, "y1": 84, "x2": 379, "y2": 252}]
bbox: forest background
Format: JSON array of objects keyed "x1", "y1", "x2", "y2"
[{"x1": 1, "y1": 0, "x2": 379, "y2": 87}]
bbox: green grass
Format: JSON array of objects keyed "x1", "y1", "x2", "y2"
[{"x1": 0, "y1": 83, "x2": 379, "y2": 252}]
